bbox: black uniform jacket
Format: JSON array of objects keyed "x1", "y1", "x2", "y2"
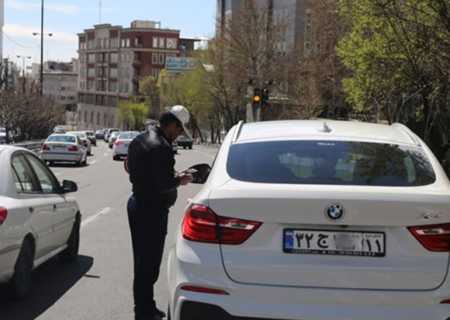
[{"x1": 128, "y1": 126, "x2": 180, "y2": 208}]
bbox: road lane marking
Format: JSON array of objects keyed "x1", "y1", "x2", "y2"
[
  {"x1": 89, "y1": 160, "x2": 98, "y2": 165},
  {"x1": 54, "y1": 173, "x2": 61, "y2": 176},
  {"x1": 81, "y1": 207, "x2": 113, "y2": 228},
  {"x1": 104, "y1": 153, "x2": 108, "y2": 156}
]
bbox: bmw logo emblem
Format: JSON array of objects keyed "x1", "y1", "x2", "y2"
[{"x1": 325, "y1": 203, "x2": 345, "y2": 221}]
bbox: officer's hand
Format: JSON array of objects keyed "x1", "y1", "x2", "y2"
[{"x1": 179, "y1": 172, "x2": 193, "y2": 186}]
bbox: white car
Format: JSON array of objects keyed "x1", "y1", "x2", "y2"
[
  {"x1": 168, "y1": 120, "x2": 450, "y2": 320},
  {"x1": 0, "y1": 145, "x2": 80, "y2": 298},
  {"x1": 112, "y1": 131, "x2": 139, "y2": 161},
  {"x1": 66, "y1": 131, "x2": 92, "y2": 156},
  {"x1": 41, "y1": 134, "x2": 87, "y2": 166}
]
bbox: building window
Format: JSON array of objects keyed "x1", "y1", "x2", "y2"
[
  {"x1": 110, "y1": 68, "x2": 118, "y2": 78},
  {"x1": 159, "y1": 53, "x2": 164, "y2": 65},
  {"x1": 121, "y1": 39, "x2": 125, "y2": 47},
  {"x1": 88, "y1": 68, "x2": 95, "y2": 77},
  {"x1": 159, "y1": 37, "x2": 165, "y2": 48},
  {"x1": 111, "y1": 38, "x2": 119, "y2": 48},
  {"x1": 90, "y1": 111, "x2": 94, "y2": 124},
  {"x1": 152, "y1": 53, "x2": 158, "y2": 64},
  {"x1": 84, "y1": 110, "x2": 88, "y2": 123},
  {"x1": 126, "y1": 68, "x2": 130, "y2": 79},
  {"x1": 88, "y1": 54, "x2": 95, "y2": 63},
  {"x1": 126, "y1": 39, "x2": 130, "y2": 47},
  {"x1": 126, "y1": 53, "x2": 130, "y2": 62},
  {"x1": 166, "y1": 38, "x2": 177, "y2": 49},
  {"x1": 111, "y1": 53, "x2": 118, "y2": 63},
  {"x1": 125, "y1": 83, "x2": 129, "y2": 93},
  {"x1": 152, "y1": 37, "x2": 159, "y2": 48},
  {"x1": 109, "y1": 82, "x2": 117, "y2": 92},
  {"x1": 97, "y1": 112, "x2": 100, "y2": 125},
  {"x1": 274, "y1": 10, "x2": 278, "y2": 25}
]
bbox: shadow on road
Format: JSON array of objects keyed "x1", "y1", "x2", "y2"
[{"x1": 0, "y1": 255, "x2": 94, "y2": 320}]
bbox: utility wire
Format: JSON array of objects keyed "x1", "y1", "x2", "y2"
[{"x1": 1, "y1": 30, "x2": 40, "y2": 49}]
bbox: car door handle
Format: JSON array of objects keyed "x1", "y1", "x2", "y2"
[
  {"x1": 29, "y1": 207, "x2": 34, "y2": 213},
  {"x1": 53, "y1": 204, "x2": 57, "y2": 211}
]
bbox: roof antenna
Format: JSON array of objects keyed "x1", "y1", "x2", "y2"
[
  {"x1": 317, "y1": 122, "x2": 332, "y2": 133},
  {"x1": 99, "y1": 0, "x2": 102, "y2": 24}
]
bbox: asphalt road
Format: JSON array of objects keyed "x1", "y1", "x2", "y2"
[{"x1": 0, "y1": 141, "x2": 219, "y2": 320}]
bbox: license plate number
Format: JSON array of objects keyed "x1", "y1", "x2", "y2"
[
  {"x1": 54, "y1": 146, "x2": 67, "y2": 150},
  {"x1": 283, "y1": 229, "x2": 385, "y2": 257}
]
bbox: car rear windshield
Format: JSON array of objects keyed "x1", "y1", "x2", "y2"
[
  {"x1": 119, "y1": 132, "x2": 138, "y2": 140},
  {"x1": 48, "y1": 135, "x2": 76, "y2": 143},
  {"x1": 227, "y1": 141, "x2": 436, "y2": 186}
]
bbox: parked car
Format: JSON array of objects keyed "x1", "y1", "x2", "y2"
[
  {"x1": 0, "y1": 145, "x2": 80, "y2": 298},
  {"x1": 108, "y1": 131, "x2": 122, "y2": 149},
  {"x1": 176, "y1": 135, "x2": 193, "y2": 149},
  {"x1": 84, "y1": 131, "x2": 97, "y2": 146},
  {"x1": 66, "y1": 131, "x2": 92, "y2": 156},
  {"x1": 172, "y1": 139, "x2": 178, "y2": 154},
  {"x1": 112, "y1": 131, "x2": 140, "y2": 161},
  {"x1": 0, "y1": 127, "x2": 14, "y2": 143},
  {"x1": 41, "y1": 134, "x2": 87, "y2": 166},
  {"x1": 104, "y1": 128, "x2": 120, "y2": 143},
  {"x1": 95, "y1": 129, "x2": 105, "y2": 140},
  {"x1": 168, "y1": 120, "x2": 450, "y2": 320}
]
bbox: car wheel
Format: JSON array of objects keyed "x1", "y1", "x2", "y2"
[
  {"x1": 6, "y1": 239, "x2": 33, "y2": 299},
  {"x1": 189, "y1": 145, "x2": 193, "y2": 150},
  {"x1": 58, "y1": 216, "x2": 80, "y2": 263},
  {"x1": 82, "y1": 156, "x2": 87, "y2": 166},
  {"x1": 87, "y1": 150, "x2": 91, "y2": 156},
  {"x1": 183, "y1": 146, "x2": 186, "y2": 149}
]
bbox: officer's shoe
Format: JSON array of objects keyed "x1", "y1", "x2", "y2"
[{"x1": 156, "y1": 308, "x2": 166, "y2": 318}]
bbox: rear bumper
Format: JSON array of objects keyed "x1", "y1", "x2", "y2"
[
  {"x1": 41, "y1": 152, "x2": 82, "y2": 162},
  {"x1": 169, "y1": 237, "x2": 450, "y2": 320}
]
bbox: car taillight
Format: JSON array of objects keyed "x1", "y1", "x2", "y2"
[
  {"x1": 409, "y1": 223, "x2": 450, "y2": 251},
  {"x1": 0, "y1": 207, "x2": 7, "y2": 227},
  {"x1": 115, "y1": 141, "x2": 124, "y2": 146},
  {"x1": 182, "y1": 204, "x2": 261, "y2": 245},
  {"x1": 181, "y1": 286, "x2": 229, "y2": 295},
  {"x1": 68, "y1": 146, "x2": 78, "y2": 152},
  {"x1": 42, "y1": 144, "x2": 51, "y2": 151}
]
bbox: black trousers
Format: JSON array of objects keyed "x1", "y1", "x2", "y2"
[{"x1": 127, "y1": 194, "x2": 169, "y2": 320}]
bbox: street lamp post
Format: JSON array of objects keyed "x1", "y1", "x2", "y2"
[
  {"x1": 32, "y1": 0, "x2": 52, "y2": 96},
  {"x1": 17, "y1": 55, "x2": 31, "y2": 94}
]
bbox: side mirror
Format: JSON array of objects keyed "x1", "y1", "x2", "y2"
[
  {"x1": 62, "y1": 180, "x2": 78, "y2": 193},
  {"x1": 189, "y1": 163, "x2": 212, "y2": 184}
]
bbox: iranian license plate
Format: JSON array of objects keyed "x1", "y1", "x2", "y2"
[
  {"x1": 283, "y1": 229, "x2": 385, "y2": 257},
  {"x1": 54, "y1": 146, "x2": 67, "y2": 150}
]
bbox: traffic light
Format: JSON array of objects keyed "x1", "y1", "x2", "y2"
[
  {"x1": 252, "y1": 87, "x2": 261, "y2": 109},
  {"x1": 261, "y1": 88, "x2": 269, "y2": 109}
]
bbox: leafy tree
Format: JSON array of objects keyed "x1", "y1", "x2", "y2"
[
  {"x1": 118, "y1": 100, "x2": 147, "y2": 131},
  {"x1": 336, "y1": 0, "x2": 450, "y2": 173}
]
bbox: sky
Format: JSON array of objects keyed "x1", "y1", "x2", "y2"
[{"x1": 3, "y1": 0, "x2": 217, "y2": 70}]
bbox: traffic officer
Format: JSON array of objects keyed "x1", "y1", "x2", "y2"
[{"x1": 127, "y1": 105, "x2": 193, "y2": 320}]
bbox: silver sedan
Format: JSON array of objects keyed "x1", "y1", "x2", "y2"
[{"x1": 112, "y1": 131, "x2": 139, "y2": 160}]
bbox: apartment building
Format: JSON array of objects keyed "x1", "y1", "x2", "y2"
[{"x1": 77, "y1": 20, "x2": 181, "y2": 130}]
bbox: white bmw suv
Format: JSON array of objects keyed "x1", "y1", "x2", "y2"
[{"x1": 168, "y1": 120, "x2": 450, "y2": 320}]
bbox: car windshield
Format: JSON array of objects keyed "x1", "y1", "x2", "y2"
[
  {"x1": 47, "y1": 135, "x2": 76, "y2": 143},
  {"x1": 0, "y1": 128, "x2": 5, "y2": 133},
  {"x1": 119, "y1": 132, "x2": 139, "y2": 140},
  {"x1": 227, "y1": 140, "x2": 436, "y2": 186},
  {"x1": 85, "y1": 132, "x2": 94, "y2": 136},
  {"x1": 111, "y1": 132, "x2": 121, "y2": 137}
]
